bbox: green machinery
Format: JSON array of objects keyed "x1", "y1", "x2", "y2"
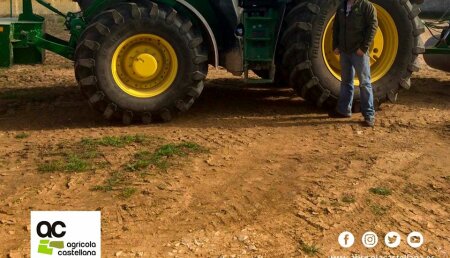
[
  {"x1": 0, "y1": 1, "x2": 46, "y2": 67},
  {"x1": 423, "y1": 18, "x2": 450, "y2": 72},
  {"x1": 0, "y1": 0, "x2": 447, "y2": 123}
]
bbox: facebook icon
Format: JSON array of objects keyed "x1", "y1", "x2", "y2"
[{"x1": 338, "y1": 231, "x2": 355, "y2": 248}]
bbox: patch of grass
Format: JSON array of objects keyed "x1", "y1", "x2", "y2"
[
  {"x1": 126, "y1": 151, "x2": 157, "y2": 171},
  {"x1": 341, "y1": 194, "x2": 356, "y2": 203},
  {"x1": 126, "y1": 142, "x2": 206, "y2": 171},
  {"x1": 91, "y1": 172, "x2": 125, "y2": 192},
  {"x1": 38, "y1": 160, "x2": 64, "y2": 173},
  {"x1": 92, "y1": 173, "x2": 136, "y2": 199},
  {"x1": 121, "y1": 187, "x2": 137, "y2": 198},
  {"x1": 329, "y1": 199, "x2": 340, "y2": 207},
  {"x1": 65, "y1": 155, "x2": 90, "y2": 172},
  {"x1": 370, "y1": 204, "x2": 388, "y2": 216},
  {"x1": 37, "y1": 154, "x2": 91, "y2": 173},
  {"x1": 15, "y1": 132, "x2": 30, "y2": 139},
  {"x1": 300, "y1": 243, "x2": 319, "y2": 256},
  {"x1": 80, "y1": 134, "x2": 148, "y2": 148},
  {"x1": 369, "y1": 187, "x2": 392, "y2": 196},
  {"x1": 79, "y1": 150, "x2": 99, "y2": 159}
]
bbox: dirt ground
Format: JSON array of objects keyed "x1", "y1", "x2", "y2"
[{"x1": 0, "y1": 20, "x2": 449, "y2": 258}]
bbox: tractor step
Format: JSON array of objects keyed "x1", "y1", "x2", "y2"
[{"x1": 0, "y1": 18, "x2": 45, "y2": 67}]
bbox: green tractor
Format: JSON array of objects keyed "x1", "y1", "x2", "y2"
[{"x1": 0, "y1": 0, "x2": 447, "y2": 123}]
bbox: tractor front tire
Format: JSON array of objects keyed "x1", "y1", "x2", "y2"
[
  {"x1": 75, "y1": 2, "x2": 208, "y2": 124},
  {"x1": 280, "y1": 0, "x2": 425, "y2": 110}
]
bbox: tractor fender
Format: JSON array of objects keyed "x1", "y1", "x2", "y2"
[
  {"x1": 80, "y1": 0, "x2": 219, "y2": 67},
  {"x1": 176, "y1": 0, "x2": 219, "y2": 68}
]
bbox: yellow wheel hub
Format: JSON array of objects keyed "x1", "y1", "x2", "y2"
[
  {"x1": 322, "y1": 4, "x2": 398, "y2": 85},
  {"x1": 112, "y1": 34, "x2": 178, "y2": 98},
  {"x1": 132, "y1": 53, "x2": 158, "y2": 78}
]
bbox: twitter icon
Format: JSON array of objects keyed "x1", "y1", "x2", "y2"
[{"x1": 384, "y1": 231, "x2": 401, "y2": 248}]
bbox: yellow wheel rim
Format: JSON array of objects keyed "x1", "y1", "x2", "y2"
[
  {"x1": 322, "y1": 4, "x2": 398, "y2": 85},
  {"x1": 112, "y1": 34, "x2": 178, "y2": 98}
]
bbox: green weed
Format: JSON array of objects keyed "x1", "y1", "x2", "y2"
[
  {"x1": 121, "y1": 187, "x2": 137, "y2": 198},
  {"x1": 37, "y1": 154, "x2": 91, "y2": 173},
  {"x1": 91, "y1": 172, "x2": 125, "y2": 192},
  {"x1": 126, "y1": 142, "x2": 205, "y2": 171},
  {"x1": 369, "y1": 187, "x2": 392, "y2": 196},
  {"x1": 300, "y1": 243, "x2": 319, "y2": 256},
  {"x1": 341, "y1": 194, "x2": 356, "y2": 203},
  {"x1": 370, "y1": 204, "x2": 388, "y2": 216},
  {"x1": 65, "y1": 155, "x2": 90, "y2": 172},
  {"x1": 38, "y1": 160, "x2": 64, "y2": 173},
  {"x1": 15, "y1": 132, "x2": 30, "y2": 139}
]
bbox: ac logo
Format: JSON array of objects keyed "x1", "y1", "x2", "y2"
[
  {"x1": 31, "y1": 211, "x2": 101, "y2": 257},
  {"x1": 37, "y1": 221, "x2": 66, "y2": 238}
]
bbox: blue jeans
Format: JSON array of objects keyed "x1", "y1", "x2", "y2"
[{"x1": 337, "y1": 52, "x2": 375, "y2": 121}]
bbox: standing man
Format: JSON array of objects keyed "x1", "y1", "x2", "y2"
[{"x1": 329, "y1": 0, "x2": 378, "y2": 127}]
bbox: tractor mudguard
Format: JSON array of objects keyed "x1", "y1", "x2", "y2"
[{"x1": 75, "y1": 0, "x2": 219, "y2": 67}]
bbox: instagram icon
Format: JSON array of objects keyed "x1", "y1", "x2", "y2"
[{"x1": 362, "y1": 231, "x2": 379, "y2": 248}]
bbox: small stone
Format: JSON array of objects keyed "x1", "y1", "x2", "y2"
[
  {"x1": 0, "y1": 219, "x2": 15, "y2": 225},
  {"x1": 157, "y1": 184, "x2": 166, "y2": 190},
  {"x1": 136, "y1": 252, "x2": 144, "y2": 257},
  {"x1": 237, "y1": 234, "x2": 248, "y2": 242},
  {"x1": 8, "y1": 230, "x2": 15, "y2": 235},
  {"x1": 8, "y1": 250, "x2": 22, "y2": 258},
  {"x1": 181, "y1": 237, "x2": 190, "y2": 245},
  {"x1": 248, "y1": 244, "x2": 257, "y2": 251},
  {"x1": 194, "y1": 239, "x2": 202, "y2": 246},
  {"x1": 115, "y1": 251, "x2": 123, "y2": 256},
  {"x1": 142, "y1": 190, "x2": 151, "y2": 195},
  {"x1": 356, "y1": 130, "x2": 363, "y2": 135}
]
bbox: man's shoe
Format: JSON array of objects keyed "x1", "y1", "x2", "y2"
[
  {"x1": 328, "y1": 109, "x2": 351, "y2": 118},
  {"x1": 363, "y1": 119, "x2": 375, "y2": 127}
]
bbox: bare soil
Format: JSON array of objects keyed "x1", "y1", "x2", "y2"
[{"x1": 0, "y1": 20, "x2": 449, "y2": 258}]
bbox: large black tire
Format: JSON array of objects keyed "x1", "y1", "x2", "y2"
[
  {"x1": 279, "y1": 0, "x2": 425, "y2": 110},
  {"x1": 75, "y1": 2, "x2": 208, "y2": 124}
]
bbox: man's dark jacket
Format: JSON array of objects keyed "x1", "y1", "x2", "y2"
[{"x1": 332, "y1": 0, "x2": 378, "y2": 54}]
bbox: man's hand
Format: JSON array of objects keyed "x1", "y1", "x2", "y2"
[
  {"x1": 334, "y1": 48, "x2": 340, "y2": 55},
  {"x1": 356, "y1": 48, "x2": 365, "y2": 57}
]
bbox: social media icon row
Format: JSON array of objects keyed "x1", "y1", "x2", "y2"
[{"x1": 338, "y1": 231, "x2": 424, "y2": 248}]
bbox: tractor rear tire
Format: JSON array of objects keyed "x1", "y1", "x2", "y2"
[
  {"x1": 279, "y1": 0, "x2": 425, "y2": 110},
  {"x1": 75, "y1": 2, "x2": 208, "y2": 124}
]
